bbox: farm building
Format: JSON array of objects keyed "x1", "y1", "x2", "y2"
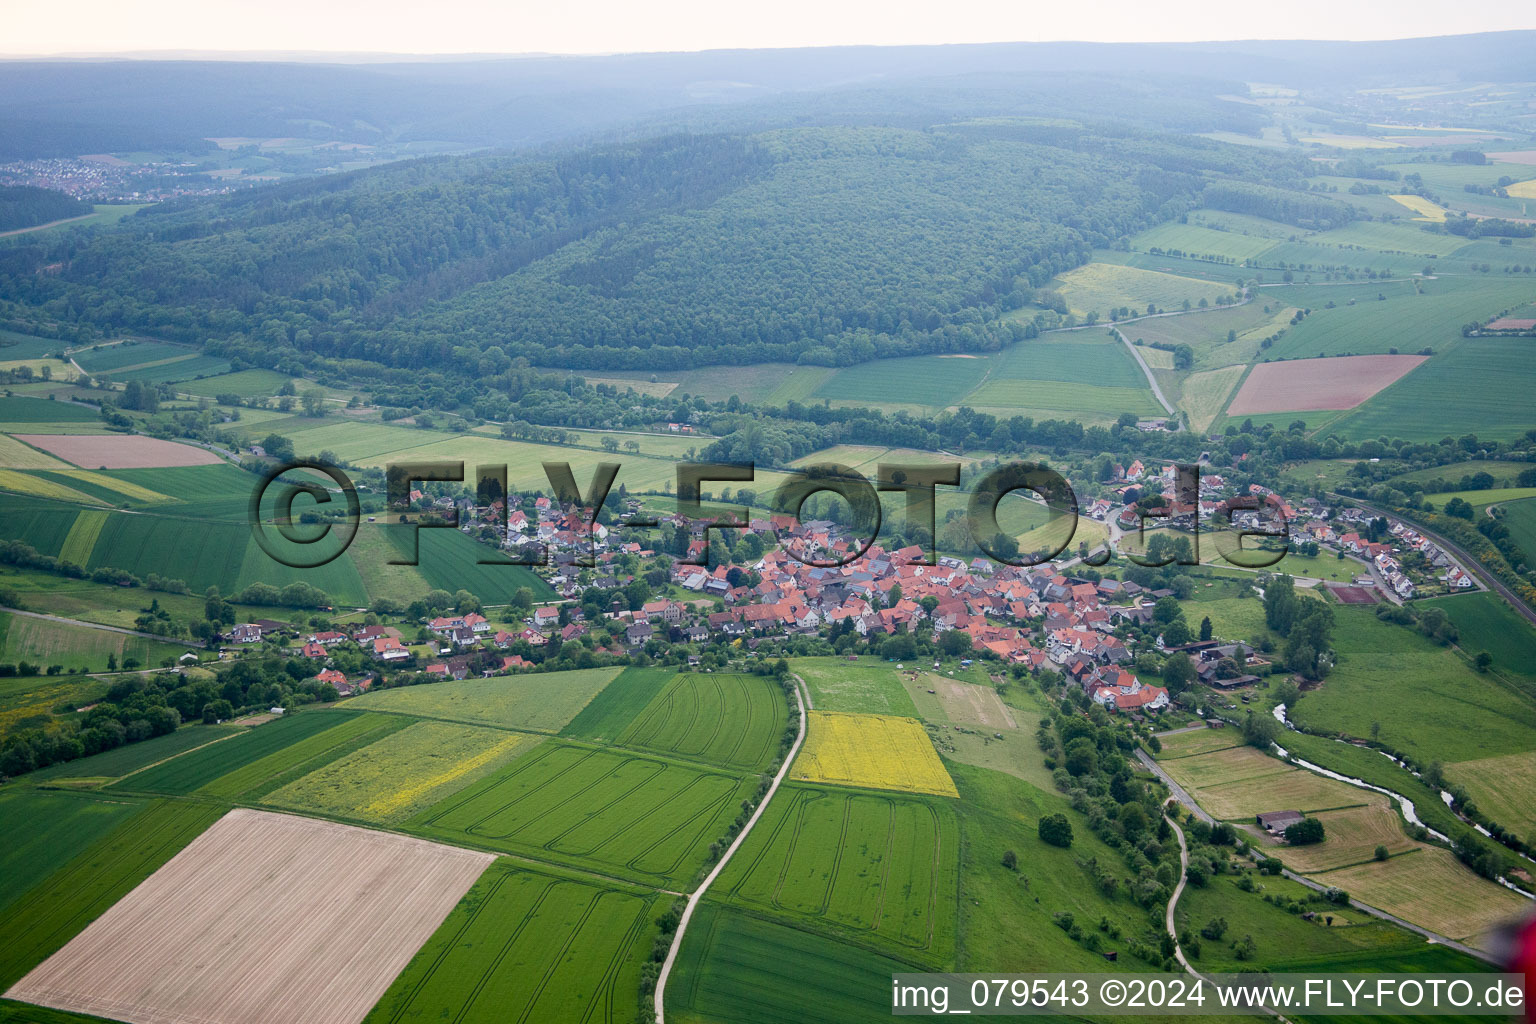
[{"x1": 1256, "y1": 810, "x2": 1305, "y2": 833}]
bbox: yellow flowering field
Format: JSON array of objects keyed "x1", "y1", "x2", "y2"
[
  {"x1": 793, "y1": 711, "x2": 957, "y2": 797},
  {"x1": 1388, "y1": 194, "x2": 1446, "y2": 221}
]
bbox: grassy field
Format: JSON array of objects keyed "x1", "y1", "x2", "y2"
[
  {"x1": 1174, "y1": 873, "x2": 1429, "y2": 973},
  {"x1": 558, "y1": 666, "x2": 679, "y2": 744},
  {"x1": 0, "y1": 397, "x2": 98, "y2": 424},
  {"x1": 1179, "y1": 364, "x2": 1246, "y2": 432},
  {"x1": 0, "y1": 799, "x2": 224, "y2": 991},
  {"x1": 1178, "y1": 594, "x2": 1270, "y2": 645},
  {"x1": 1050, "y1": 262, "x2": 1235, "y2": 317},
  {"x1": 113, "y1": 710, "x2": 367, "y2": 795},
  {"x1": 1159, "y1": 744, "x2": 1363, "y2": 820},
  {"x1": 1316, "y1": 847, "x2": 1530, "y2": 946},
  {"x1": 342, "y1": 668, "x2": 622, "y2": 733},
  {"x1": 898, "y1": 674, "x2": 1054, "y2": 790},
  {"x1": 264, "y1": 720, "x2": 541, "y2": 824},
  {"x1": 793, "y1": 711, "x2": 957, "y2": 798},
  {"x1": 410, "y1": 740, "x2": 753, "y2": 887},
  {"x1": 0, "y1": 611, "x2": 187, "y2": 673},
  {"x1": 382, "y1": 525, "x2": 555, "y2": 605},
  {"x1": 0, "y1": 434, "x2": 71, "y2": 471},
  {"x1": 1499, "y1": 496, "x2": 1536, "y2": 568},
  {"x1": 114, "y1": 354, "x2": 233, "y2": 384},
  {"x1": 194, "y1": 712, "x2": 408, "y2": 800},
  {"x1": 963, "y1": 378, "x2": 1163, "y2": 420},
  {"x1": 26, "y1": 723, "x2": 244, "y2": 784},
  {"x1": 0, "y1": 791, "x2": 146, "y2": 915},
  {"x1": 72, "y1": 342, "x2": 195, "y2": 375},
  {"x1": 812, "y1": 354, "x2": 991, "y2": 408},
  {"x1": 1130, "y1": 219, "x2": 1282, "y2": 262},
  {"x1": 0, "y1": 470, "x2": 100, "y2": 504},
  {"x1": 615, "y1": 672, "x2": 787, "y2": 770},
  {"x1": 1420, "y1": 591, "x2": 1536, "y2": 680},
  {"x1": 365, "y1": 859, "x2": 659, "y2": 1024},
  {"x1": 1328, "y1": 338, "x2": 1536, "y2": 441},
  {"x1": 1288, "y1": 606, "x2": 1536, "y2": 762},
  {"x1": 713, "y1": 783, "x2": 959, "y2": 961},
  {"x1": 1263, "y1": 797, "x2": 1419, "y2": 872},
  {"x1": 174, "y1": 368, "x2": 296, "y2": 399},
  {"x1": 666, "y1": 902, "x2": 921, "y2": 1024},
  {"x1": 1388, "y1": 459, "x2": 1533, "y2": 489},
  {"x1": 1266, "y1": 279, "x2": 1533, "y2": 362},
  {"x1": 1443, "y1": 750, "x2": 1536, "y2": 842},
  {"x1": 793, "y1": 659, "x2": 922, "y2": 716}
]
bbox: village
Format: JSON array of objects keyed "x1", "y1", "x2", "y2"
[{"x1": 212, "y1": 459, "x2": 1483, "y2": 719}]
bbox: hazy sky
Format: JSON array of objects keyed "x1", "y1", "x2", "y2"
[{"x1": 6, "y1": 0, "x2": 1536, "y2": 56}]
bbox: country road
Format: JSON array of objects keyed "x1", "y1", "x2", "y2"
[
  {"x1": 1111, "y1": 327, "x2": 1177, "y2": 418},
  {"x1": 4, "y1": 607, "x2": 205, "y2": 649},
  {"x1": 654, "y1": 674, "x2": 809, "y2": 1023},
  {"x1": 1140, "y1": 743, "x2": 1498, "y2": 965}
]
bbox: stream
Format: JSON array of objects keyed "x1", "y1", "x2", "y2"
[{"x1": 1269, "y1": 704, "x2": 1534, "y2": 900}]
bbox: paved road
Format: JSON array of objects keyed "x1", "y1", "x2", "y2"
[
  {"x1": 1139, "y1": 747, "x2": 1497, "y2": 965},
  {"x1": 1332, "y1": 494, "x2": 1535, "y2": 627},
  {"x1": 1110, "y1": 327, "x2": 1177, "y2": 417},
  {"x1": 4, "y1": 607, "x2": 205, "y2": 649},
  {"x1": 654, "y1": 675, "x2": 809, "y2": 1023}
]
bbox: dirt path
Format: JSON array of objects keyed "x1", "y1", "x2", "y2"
[
  {"x1": 654, "y1": 675, "x2": 809, "y2": 1023},
  {"x1": 3, "y1": 607, "x2": 206, "y2": 648},
  {"x1": 0, "y1": 212, "x2": 97, "y2": 238}
]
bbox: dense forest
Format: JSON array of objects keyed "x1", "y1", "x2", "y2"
[
  {"x1": 1, "y1": 116, "x2": 1318, "y2": 372},
  {"x1": 0, "y1": 186, "x2": 91, "y2": 232}
]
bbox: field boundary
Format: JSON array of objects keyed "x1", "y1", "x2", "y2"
[{"x1": 654, "y1": 676, "x2": 807, "y2": 1024}]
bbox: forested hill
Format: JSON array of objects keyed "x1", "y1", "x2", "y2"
[
  {"x1": 0, "y1": 186, "x2": 91, "y2": 233},
  {"x1": 2, "y1": 119, "x2": 1307, "y2": 372}
]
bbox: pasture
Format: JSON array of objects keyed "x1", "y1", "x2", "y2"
[
  {"x1": 6, "y1": 809, "x2": 493, "y2": 1024},
  {"x1": 899, "y1": 674, "x2": 1052, "y2": 789},
  {"x1": 665, "y1": 903, "x2": 918, "y2": 1024},
  {"x1": 0, "y1": 791, "x2": 145, "y2": 915},
  {"x1": 115, "y1": 710, "x2": 367, "y2": 795},
  {"x1": 793, "y1": 711, "x2": 957, "y2": 798},
  {"x1": 1288, "y1": 606, "x2": 1536, "y2": 761},
  {"x1": 0, "y1": 612, "x2": 186, "y2": 674},
  {"x1": 714, "y1": 784, "x2": 958, "y2": 960},
  {"x1": 1050, "y1": 262, "x2": 1235, "y2": 317},
  {"x1": 342, "y1": 667, "x2": 621, "y2": 733},
  {"x1": 264, "y1": 721, "x2": 540, "y2": 824},
  {"x1": 1227, "y1": 354, "x2": 1425, "y2": 414},
  {"x1": 1443, "y1": 750, "x2": 1536, "y2": 841},
  {"x1": 1317, "y1": 847, "x2": 1530, "y2": 947},
  {"x1": 0, "y1": 800, "x2": 224, "y2": 991},
  {"x1": 1156, "y1": 727, "x2": 1244, "y2": 758},
  {"x1": 12, "y1": 433, "x2": 221, "y2": 469},
  {"x1": 616, "y1": 672, "x2": 787, "y2": 770},
  {"x1": 366, "y1": 860, "x2": 658, "y2": 1024},
  {"x1": 410, "y1": 740, "x2": 752, "y2": 886},
  {"x1": 1420, "y1": 591, "x2": 1536, "y2": 679},
  {"x1": 792, "y1": 659, "x2": 921, "y2": 716}
]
